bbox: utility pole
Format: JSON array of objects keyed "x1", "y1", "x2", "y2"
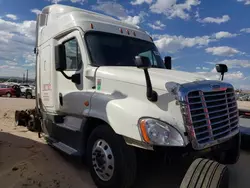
[
  {"x1": 26, "y1": 69, "x2": 29, "y2": 84},
  {"x1": 23, "y1": 73, "x2": 25, "y2": 84}
]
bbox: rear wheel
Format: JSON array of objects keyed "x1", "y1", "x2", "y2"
[
  {"x1": 6, "y1": 92, "x2": 12, "y2": 97},
  {"x1": 87, "y1": 126, "x2": 137, "y2": 188},
  {"x1": 180, "y1": 158, "x2": 229, "y2": 188}
]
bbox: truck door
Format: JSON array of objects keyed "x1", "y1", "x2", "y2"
[
  {"x1": 40, "y1": 45, "x2": 53, "y2": 107},
  {"x1": 55, "y1": 30, "x2": 89, "y2": 116}
]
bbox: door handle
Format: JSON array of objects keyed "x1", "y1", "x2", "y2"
[{"x1": 59, "y1": 93, "x2": 63, "y2": 106}]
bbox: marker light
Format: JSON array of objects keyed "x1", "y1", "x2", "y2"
[{"x1": 126, "y1": 29, "x2": 130, "y2": 35}]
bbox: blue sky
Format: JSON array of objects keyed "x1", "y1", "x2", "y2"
[{"x1": 0, "y1": 0, "x2": 249, "y2": 89}]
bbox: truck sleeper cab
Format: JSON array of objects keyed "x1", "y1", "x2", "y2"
[{"x1": 35, "y1": 4, "x2": 240, "y2": 188}]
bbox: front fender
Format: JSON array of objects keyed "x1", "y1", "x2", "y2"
[{"x1": 89, "y1": 91, "x2": 188, "y2": 145}]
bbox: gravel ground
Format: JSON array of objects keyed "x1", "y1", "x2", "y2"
[{"x1": 0, "y1": 97, "x2": 250, "y2": 188}]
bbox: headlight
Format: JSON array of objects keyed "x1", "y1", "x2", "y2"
[{"x1": 138, "y1": 118, "x2": 184, "y2": 146}]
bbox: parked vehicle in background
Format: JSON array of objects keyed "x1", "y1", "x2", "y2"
[
  {"x1": 0, "y1": 84, "x2": 16, "y2": 97},
  {"x1": 20, "y1": 84, "x2": 36, "y2": 99},
  {"x1": 239, "y1": 94, "x2": 249, "y2": 101},
  {"x1": 235, "y1": 93, "x2": 240, "y2": 100},
  {"x1": 12, "y1": 85, "x2": 21, "y2": 97},
  {"x1": 25, "y1": 87, "x2": 36, "y2": 99}
]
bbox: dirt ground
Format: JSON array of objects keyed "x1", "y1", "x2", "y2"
[{"x1": 0, "y1": 98, "x2": 250, "y2": 188}]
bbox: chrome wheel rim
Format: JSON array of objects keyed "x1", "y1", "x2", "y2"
[{"x1": 92, "y1": 139, "x2": 114, "y2": 181}]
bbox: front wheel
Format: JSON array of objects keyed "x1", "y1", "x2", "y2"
[
  {"x1": 87, "y1": 126, "x2": 137, "y2": 188},
  {"x1": 180, "y1": 158, "x2": 229, "y2": 188}
]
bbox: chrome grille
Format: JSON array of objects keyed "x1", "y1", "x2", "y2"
[{"x1": 187, "y1": 88, "x2": 239, "y2": 145}]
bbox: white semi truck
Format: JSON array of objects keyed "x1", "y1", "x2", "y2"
[{"x1": 33, "y1": 4, "x2": 240, "y2": 188}]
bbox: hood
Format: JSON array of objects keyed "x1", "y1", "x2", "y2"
[{"x1": 96, "y1": 66, "x2": 208, "y2": 91}]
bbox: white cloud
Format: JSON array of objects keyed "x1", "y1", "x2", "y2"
[
  {"x1": 205, "y1": 46, "x2": 243, "y2": 56},
  {"x1": 0, "y1": 65, "x2": 10, "y2": 69},
  {"x1": 240, "y1": 28, "x2": 250, "y2": 33},
  {"x1": 123, "y1": 16, "x2": 141, "y2": 25},
  {"x1": 0, "y1": 65, "x2": 35, "y2": 78},
  {"x1": 237, "y1": 0, "x2": 250, "y2": 5},
  {"x1": 153, "y1": 34, "x2": 215, "y2": 53},
  {"x1": 195, "y1": 10, "x2": 200, "y2": 19},
  {"x1": 207, "y1": 59, "x2": 250, "y2": 69},
  {"x1": 23, "y1": 63, "x2": 35, "y2": 67},
  {"x1": 150, "y1": 0, "x2": 201, "y2": 20},
  {"x1": 5, "y1": 14, "x2": 18, "y2": 20},
  {"x1": 70, "y1": 0, "x2": 85, "y2": 3},
  {"x1": 148, "y1": 20, "x2": 166, "y2": 30},
  {"x1": 196, "y1": 67, "x2": 209, "y2": 70},
  {"x1": 6, "y1": 61, "x2": 18, "y2": 66},
  {"x1": 131, "y1": 0, "x2": 153, "y2": 5},
  {"x1": 0, "y1": 17, "x2": 36, "y2": 78},
  {"x1": 213, "y1": 31, "x2": 238, "y2": 39},
  {"x1": 226, "y1": 71, "x2": 245, "y2": 80},
  {"x1": 126, "y1": 16, "x2": 142, "y2": 25},
  {"x1": 31, "y1": 9, "x2": 42, "y2": 15},
  {"x1": 47, "y1": 0, "x2": 85, "y2": 4},
  {"x1": 92, "y1": 1, "x2": 145, "y2": 25},
  {"x1": 0, "y1": 18, "x2": 36, "y2": 40},
  {"x1": 92, "y1": 1, "x2": 128, "y2": 18},
  {"x1": 202, "y1": 67, "x2": 209, "y2": 70},
  {"x1": 196, "y1": 68, "x2": 248, "y2": 89},
  {"x1": 199, "y1": 15, "x2": 230, "y2": 24}
]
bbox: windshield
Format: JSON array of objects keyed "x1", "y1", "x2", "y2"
[{"x1": 85, "y1": 32, "x2": 165, "y2": 68}]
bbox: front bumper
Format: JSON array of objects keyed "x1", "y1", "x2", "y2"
[{"x1": 152, "y1": 133, "x2": 240, "y2": 159}]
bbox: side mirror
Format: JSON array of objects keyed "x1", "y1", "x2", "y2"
[
  {"x1": 216, "y1": 64, "x2": 228, "y2": 74},
  {"x1": 216, "y1": 64, "x2": 228, "y2": 81},
  {"x1": 135, "y1": 56, "x2": 157, "y2": 102},
  {"x1": 135, "y1": 56, "x2": 151, "y2": 69},
  {"x1": 55, "y1": 44, "x2": 67, "y2": 71},
  {"x1": 164, "y1": 56, "x2": 172, "y2": 70}
]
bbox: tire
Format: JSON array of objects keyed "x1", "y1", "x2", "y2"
[
  {"x1": 6, "y1": 92, "x2": 12, "y2": 97},
  {"x1": 26, "y1": 93, "x2": 32, "y2": 99},
  {"x1": 15, "y1": 110, "x2": 20, "y2": 126},
  {"x1": 213, "y1": 134, "x2": 240, "y2": 165},
  {"x1": 15, "y1": 110, "x2": 26, "y2": 126},
  {"x1": 180, "y1": 158, "x2": 229, "y2": 188},
  {"x1": 27, "y1": 119, "x2": 35, "y2": 131},
  {"x1": 87, "y1": 126, "x2": 137, "y2": 188}
]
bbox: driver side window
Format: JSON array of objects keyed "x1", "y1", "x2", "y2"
[{"x1": 63, "y1": 38, "x2": 82, "y2": 71}]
